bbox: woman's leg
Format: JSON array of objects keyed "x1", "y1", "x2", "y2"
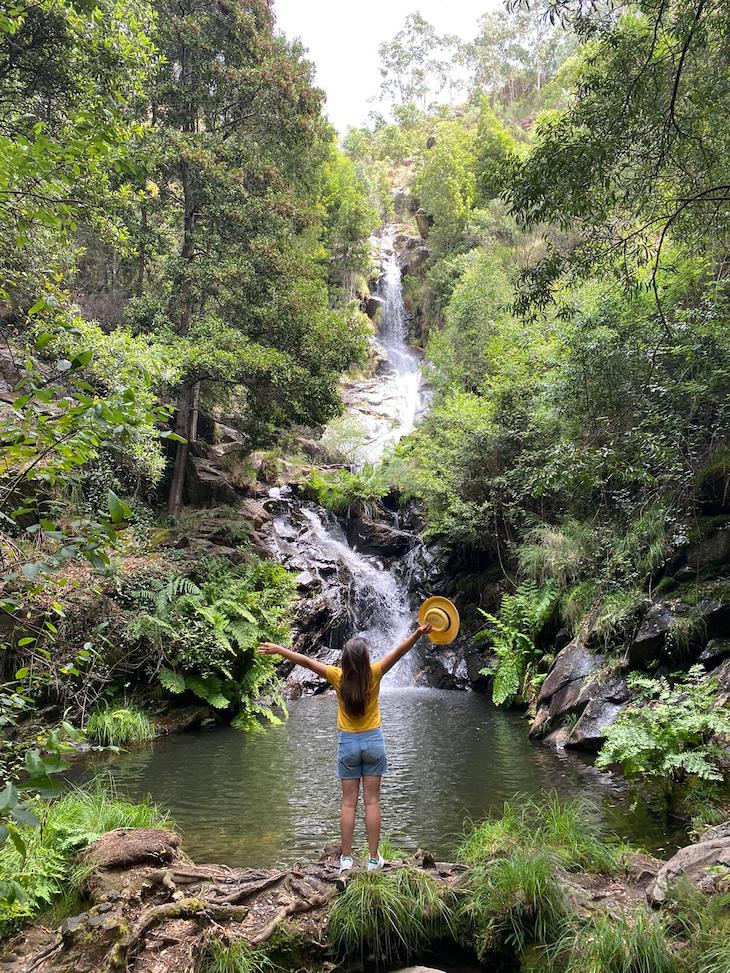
[
  {"x1": 340, "y1": 778, "x2": 360, "y2": 857},
  {"x1": 362, "y1": 774, "x2": 382, "y2": 859}
]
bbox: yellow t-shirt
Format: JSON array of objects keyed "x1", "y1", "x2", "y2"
[{"x1": 325, "y1": 662, "x2": 383, "y2": 732}]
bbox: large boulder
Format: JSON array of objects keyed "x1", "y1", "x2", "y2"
[
  {"x1": 365, "y1": 293, "x2": 385, "y2": 319},
  {"x1": 647, "y1": 822, "x2": 730, "y2": 903},
  {"x1": 185, "y1": 455, "x2": 239, "y2": 506},
  {"x1": 394, "y1": 232, "x2": 430, "y2": 276},
  {"x1": 415, "y1": 208, "x2": 431, "y2": 240},
  {"x1": 628, "y1": 597, "x2": 730, "y2": 668},
  {"x1": 346, "y1": 516, "x2": 413, "y2": 558},
  {"x1": 565, "y1": 698, "x2": 627, "y2": 752},
  {"x1": 530, "y1": 639, "x2": 629, "y2": 749},
  {"x1": 537, "y1": 639, "x2": 604, "y2": 705}
]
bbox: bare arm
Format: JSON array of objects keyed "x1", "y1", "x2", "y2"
[
  {"x1": 378, "y1": 624, "x2": 432, "y2": 677},
  {"x1": 258, "y1": 642, "x2": 330, "y2": 679}
]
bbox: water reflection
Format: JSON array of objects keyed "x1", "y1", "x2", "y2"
[{"x1": 77, "y1": 691, "x2": 676, "y2": 868}]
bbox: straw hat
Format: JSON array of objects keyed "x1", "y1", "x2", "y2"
[{"x1": 418, "y1": 596, "x2": 460, "y2": 645}]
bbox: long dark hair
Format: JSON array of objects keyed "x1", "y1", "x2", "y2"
[{"x1": 340, "y1": 637, "x2": 372, "y2": 718}]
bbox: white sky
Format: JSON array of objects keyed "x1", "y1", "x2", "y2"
[{"x1": 272, "y1": 0, "x2": 497, "y2": 133}]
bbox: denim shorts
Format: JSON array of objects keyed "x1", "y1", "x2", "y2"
[{"x1": 337, "y1": 727, "x2": 388, "y2": 779}]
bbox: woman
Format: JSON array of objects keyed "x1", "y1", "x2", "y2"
[{"x1": 259, "y1": 621, "x2": 432, "y2": 872}]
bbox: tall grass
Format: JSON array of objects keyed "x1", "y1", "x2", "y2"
[
  {"x1": 86, "y1": 705, "x2": 156, "y2": 746},
  {"x1": 457, "y1": 849, "x2": 567, "y2": 960},
  {"x1": 0, "y1": 781, "x2": 171, "y2": 935},
  {"x1": 458, "y1": 794, "x2": 625, "y2": 875},
  {"x1": 552, "y1": 910, "x2": 677, "y2": 973},
  {"x1": 327, "y1": 867, "x2": 454, "y2": 967},
  {"x1": 199, "y1": 938, "x2": 279, "y2": 973}
]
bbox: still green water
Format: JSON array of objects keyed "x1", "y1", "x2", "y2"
[{"x1": 79, "y1": 690, "x2": 673, "y2": 868}]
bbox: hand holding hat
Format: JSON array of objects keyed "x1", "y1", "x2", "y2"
[{"x1": 418, "y1": 596, "x2": 460, "y2": 644}]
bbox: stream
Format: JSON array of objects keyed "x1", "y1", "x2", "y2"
[{"x1": 83, "y1": 230, "x2": 677, "y2": 867}]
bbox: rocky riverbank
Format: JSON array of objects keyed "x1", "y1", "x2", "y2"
[{"x1": 3, "y1": 814, "x2": 730, "y2": 972}]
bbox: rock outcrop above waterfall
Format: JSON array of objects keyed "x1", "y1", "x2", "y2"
[{"x1": 395, "y1": 232, "x2": 430, "y2": 276}]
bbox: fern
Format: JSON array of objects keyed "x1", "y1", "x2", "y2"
[
  {"x1": 478, "y1": 582, "x2": 559, "y2": 706},
  {"x1": 158, "y1": 668, "x2": 186, "y2": 694},
  {"x1": 597, "y1": 665, "x2": 730, "y2": 789},
  {"x1": 126, "y1": 558, "x2": 296, "y2": 732}
]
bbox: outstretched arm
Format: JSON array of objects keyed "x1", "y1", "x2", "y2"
[
  {"x1": 258, "y1": 642, "x2": 330, "y2": 679},
  {"x1": 378, "y1": 624, "x2": 432, "y2": 676}
]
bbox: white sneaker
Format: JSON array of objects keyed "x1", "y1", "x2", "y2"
[
  {"x1": 339, "y1": 855, "x2": 354, "y2": 873},
  {"x1": 367, "y1": 854, "x2": 385, "y2": 871}
]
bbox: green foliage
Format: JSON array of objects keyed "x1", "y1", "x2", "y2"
[
  {"x1": 457, "y1": 848, "x2": 567, "y2": 960},
  {"x1": 86, "y1": 706, "x2": 156, "y2": 747},
  {"x1": 477, "y1": 582, "x2": 559, "y2": 706},
  {"x1": 0, "y1": 781, "x2": 169, "y2": 934},
  {"x1": 596, "y1": 666, "x2": 730, "y2": 786},
  {"x1": 327, "y1": 867, "x2": 454, "y2": 967},
  {"x1": 321, "y1": 146, "x2": 379, "y2": 300},
  {"x1": 553, "y1": 908, "x2": 677, "y2": 973},
  {"x1": 415, "y1": 121, "x2": 477, "y2": 255},
  {"x1": 506, "y1": 0, "x2": 730, "y2": 311},
  {"x1": 127, "y1": 558, "x2": 295, "y2": 731},
  {"x1": 458, "y1": 794, "x2": 624, "y2": 876},
  {"x1": 302, "y1": 466, "x2": 389, "y2": 517},
  {"x1": 199, "y1": 938, "x2": 278, "y2": 973}
]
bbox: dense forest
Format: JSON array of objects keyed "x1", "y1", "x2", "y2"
[{"x1": 1, "y1": 0, "x2": 730, "y2": 970}]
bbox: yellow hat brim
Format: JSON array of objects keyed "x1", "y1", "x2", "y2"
[{"x1": 418, "y1": 596, "x2": 460, "y2": 645}]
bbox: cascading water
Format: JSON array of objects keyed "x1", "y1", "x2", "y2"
[
  {"x1": 332, "y1": 235, "x2": 425, "y2": 467},
  {"x1": 270, "y1": 230, "x2": 426, "y2": 687}
]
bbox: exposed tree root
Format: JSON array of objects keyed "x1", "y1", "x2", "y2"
[{"x1": 0, "y1": 830, "x2": 459, "y2": 973}]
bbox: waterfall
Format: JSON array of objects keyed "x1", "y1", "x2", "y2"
[{"x1": 270, "y1": 230, "x2": 426, "y2": 688}]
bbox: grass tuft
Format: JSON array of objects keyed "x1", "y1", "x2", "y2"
[
  {"x1": 327, "y1": 866, "x2": 454, "y2": 967},
  {"x1": 199, "y1": 937, "x2": 278, "y2": 973},
  {"x1": 551, "y1": 909, "x2": 677, "y2": 973},
  {"x1": 86, "y1": 705, "x2": 156, "y2": 746},
  {"x1": 457, "y1": 848, "x2": 567, "y2": 960},
  {"x1": 459, "y1": 794, "x2": 625, "y2": 875}
]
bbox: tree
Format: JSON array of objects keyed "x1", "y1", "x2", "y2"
[
  {"x1": 0, "y1": 0, "x2": 155, "y2": 303},
  {"x1": 377, "y1": 12, "x2": 454, "y2": 109},
  {"x1": 118, "y1": 0, "x2": 366, "y2": 516},
  {"x1": 506, "y1": 0, "x2": 730, "y2": 316},
  {"x1": 320, "y1": 147, "x2": 379, "y2": 300},
  {"x1": 463, "y1": 5, "x2": 573, "y2": 104},
  {"x1": 414, "y1": 122, "x2": 477, "y2": 255}
]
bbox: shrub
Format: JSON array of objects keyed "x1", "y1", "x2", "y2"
[
  {"x1": 596, "y1": 666, "x2": 730, "y2": 788},
  {"x1": 327, "y1": 867, "x2": 454, "y2": 967},
  {"x1": 0, "y1": 781, "x2": 170, "y2": 935},
  {"x1": 86, "y1": 706, "x2": 156, "y2": 747},
  {"x1": 477, "y1": 581, "x2": 559, "y2": 705}
]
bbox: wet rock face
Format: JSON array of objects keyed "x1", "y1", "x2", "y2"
[
  {"x1": 530, "y1": 639, "x2": 629, "y2": 751},
  {"x1": 345, "y1": 515, "x2": 414, "y2": 558}
]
